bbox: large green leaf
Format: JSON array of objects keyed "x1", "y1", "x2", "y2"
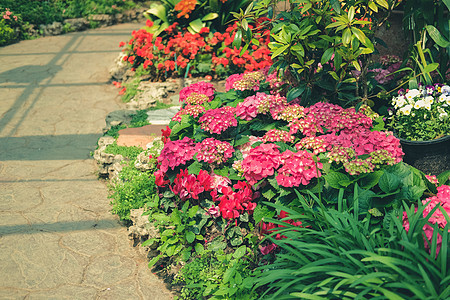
[
  {"x1": 202, "y1": 13, "x2": 218, "y2": 21},
  {"x1": 378, "y1": 172, "x2": 401, "y2": 193},
  {"x1": 324, "y1": 172, "x2": 350, "y2": 189},
  {"x1": 146, "y1": 5, "x2": 167, "y2": 22},
  {"x1": 189, "y1": 19, "x2": 205, "y2": 33}
]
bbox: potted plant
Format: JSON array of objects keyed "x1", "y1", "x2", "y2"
[{"x1": 388, "y1": 83, "x2": 450, "y2": 174}]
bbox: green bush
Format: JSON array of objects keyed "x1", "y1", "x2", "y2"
[
  {"x1": 104, "y1": 142, "x2": 144, "y2": 160},
  {"x1": 109, "y1": 163, "x2": 157, "y2": 221},
  {"x1": 0, "y1": 19, "x2": 15, "y2": 46}
]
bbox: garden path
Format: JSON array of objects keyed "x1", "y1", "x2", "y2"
[{"x1": 0, "y1": 24, "x2": 173, "y2": 299}]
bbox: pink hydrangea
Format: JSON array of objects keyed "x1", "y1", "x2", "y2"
[
  {"x1": 241, "y1": 143, "x2": 282, "y2": 185},
  {"x1": 276, "y1": 150, "x2": 322, "y2": 187},
  {"x1": 237, "y1": 136, "x2": 264, "y2": 159},
  {"x1": 263, "y1": 129, "x2": 294, "y2": 143},
  {"x1": 184, "y1": 92, "x2": 210, "y2": 105},
  {"x1": 196, "y1": 138, "x2": 234, "y2": 165},
  {"x1": 157, "y1": 137, "x2": 197, "y2": 172},
  {"x1": 257, "y1": 93, "x2": 287, "y2": 114},
  {"x1": 172, "y1": 105, "x2": 205, "y2": 122},
  {"x1": 423, "y1": 185, "x2": 450, "y2": 228},
  {"x1": 225, "y1": 70, "x2": 265, "y2": 91},
  {"x1": 198, "y1": 106, "x2": 237, "y2": 134},
  {"x1": 236, "y1": 93, "x2": 265, "y2": 121},
  {"x1": 296, "y1": 136, "x2": 328, "y2": 155},
  {"x1": 271, "y1": 104, "x2": 307, "y2": 122},
  {"x1": 210, "y1": 173, "x2": 232, "y2": 190},
  {"x1": 179, "y1": 81, "x2": 215, "y2": 103},
  {"x1": 403, "y1": 185, "x2": 450, "y2": 256}
]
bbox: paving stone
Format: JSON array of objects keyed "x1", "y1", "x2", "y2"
[
  {"x1": 116, "y1": 124, "x2": 167, "y2": 149},
  {"x1": 146, "y1": 107, "x2": 181, "y2": 125}
]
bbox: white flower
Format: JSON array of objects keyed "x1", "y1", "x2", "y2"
[
  {"x1": 400, "y1": 104, "x2": 412, "y2": 115},
  {"x1": 414, "y1": 100, "x2": 425, "y2": 109},
  {"x1": 424, "y1": 95, "x2": 434, "y2": 104},
  {"x1": 439, "y1": 94, "x2": 446, "y2": 102},
  {"x1": 405, "y1": 89, "x2": 421, "y2": 101},
  {"x1": 439, "y1": 112, "x2": 448, "y2": 120},
  {"x1": 424, "y1": 104, "x2": 431, "y2": 110}
]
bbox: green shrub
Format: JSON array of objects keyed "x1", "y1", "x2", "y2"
[
  {"x1": 0, "y1": 19, "x2": 15, "y2": 46},
  {"x1": 109, "y1": 163, "x2": 156, "y2": 221}
]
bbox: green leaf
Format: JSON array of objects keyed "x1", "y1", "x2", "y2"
[
  {"x1": 342, "y1": 28, "x2": 352, "y2": 45},
  {"x1": 233, "y1": 29, "x2": 242, "y2": 49},
  {"x1": 324, "y1": 172, "x2": 350, "y2": 189},
  {"x1": 351, "y1": 27, "x2": 366, "y2": 44},
  {"x1": 145, "y1": 5, "x2": 167, "y2": 22},
  {"x1": 171, "y1": 209, "x2": 181, "y2": 225},
  {"x1": 425, "y1": 25, "x2": 450, "y2": 47},
  {"x1": 271, "y1": 44, "x2": 290, "y2": 59},
  {"x1": 188, "y1": 161, "x2": 202, "y2": 175},
  {"x1": 148, "y1": 254, "x2": 162, "y2": 268},
  {"x1": 202, "y1": 13, "x2": 218, "y2": 21},
  {"x1": 348, "y1": 6, "x2": 355, "y2": 22},
  {"x1": 352, "y1": 60, "x2": 361, "y2": 71},
  {"x1": 378, "y1": 172, "x2": 401, "y2": 193},
  {"x1": 262, "y1": 188, "x2": 277, "y2": 200},
  {"x1": 233, "y1": 245, "x2": 247, "y2": 259},
  {"x1": 438, "y1": 170, "x2": 450, "y2": 185},
  {"x1": 375, "y1": 0, "x2": 389, "y2": 9},
  {"x1": 194, "y1": 242, "x2": 204, "y2": 254},
  {"x1": 189, "y1": 19, "x2": 204, "y2": 33},
  {"x1": 213, "y1": 167, "x2": 229, "y2": 177},
  {"x1": 188, "y1": 205, "x2": 198, "y2": 218},
  {"x1": 321, "y1": 48, "x2": 334, "y2": 65},
  {"x1": 368, "y1": 1, "x2": 378, "y2": 12},
  {"x1": 359, "y1": 170, "x2": 383, "y2": 189},
  {"x1": 234, "y1": 135, "x2": 249, "y2": 146},
  {"x1": 186, "y1": 231, "x2": 195, "y2": 243},
  {"x1": 423, "y1": 63, "x2": 439, "y2": 73},
  {"x1": 287, "y1": 85, "x2": 306, "y2": 102}
]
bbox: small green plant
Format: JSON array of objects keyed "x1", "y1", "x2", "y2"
[
  {"x1": 174, "y1": 247, "x2": 258, "y2": 300},
  {"x1": 121, "y1": 77, "x2": 141, "y2": 103},
  {"x1": 109, "y1": 163, "x2": 157, "y2": 221},
  {"x1": 104, "y1": 142, "x2": 144, "y2": 160},
  {"x1": 0, "y1": 19, "x2": 15, "y2": 46}
]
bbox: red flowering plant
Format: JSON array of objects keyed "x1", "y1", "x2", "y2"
[{"x1": 118, "y1": 18, "x2": 272, "y2": 81}]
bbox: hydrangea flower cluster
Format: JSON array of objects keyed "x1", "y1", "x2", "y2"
[
  {"x1": 296, "y1": 136, "x2": 328, "y2": 155},
  {"x1": 217, "y1": 181, "x2": 256, "y2": 219},
  {"x1": 276, "y1": 150, "x2": 322, "y2": 187},
  {"x1": 271, "y1": 104, "x2": 307, "y2": 122},
  {"x1": 172, "y1": 105, "x2": 206, "y2": 122},
  {"x1": 241, "y1": 143, "x2": 282, "y2": 185},
  {"x1": 403, "y1": 185, "x2": 450, "y2": 256},
  {"x1": 257, "y1": 93, "x2": 287, "y2": 114},
  {"x1": 198, "y1": 106, "x2": 237, "y2": 134},
  {"x1": 196, "y1": 138, "x2": 234, "y2": 165},
  {"x1": 324, "y1": 129, "x2": 404, "y2": 175},
  {"x1": 157, "y1": 137, "x2": 197, "y2": 172},
  {"x1": 179, "y1": 81, "x2": 215, "y2": 103},
  {"x1": 225, "y1": 70, "x2": 266, "y2": 91},
  {"x1": 184, "y1": 92, "x2": 210, "y2": 105},
  {"x1": 235, "y1": 93, "x2": 265, "y2": 121},
  {"x1": 263, "y1": 129, "x2": 294, "y2": 143}
]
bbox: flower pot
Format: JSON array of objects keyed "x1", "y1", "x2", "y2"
[{"x1": 398, "y1": 135, "x2": 450, "y2": 175}]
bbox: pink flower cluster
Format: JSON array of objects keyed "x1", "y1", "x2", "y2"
[
  {"x1": 296, "y1": 136, "x2": 328, "y2": 155},
  {"x1": 157, "y1": 137, "x2": 197, "y2": 172},
  {"x1": 271, "y1": 104, "x2": 307, "y2": 122},
  {"x1": 324, "y1": 129, "x2": 403, "y2": 175},
  {"x1": 263, "y1": 129, "x2": 294, "y2": 143},
  {"x1": 172, "y1": 105, "x2": 205, "y2": 121},
  {"x1": 236, "y1": 93, "x2": 266, "y2": 121},
  {"x1": 198, "y1": 106, "x2": 237, "y2": 134},
  {"x1": 171, "y1": 169, "x2": 214, "y2": 201},
  {"x1": 403, "y1": 185, "x2": 450, "y2": 256},
  {"x1": 241, "y1": 143, "x2": 282, "y2": 185},
  {"x1": 276, "y1": 150, "x2": 322, "y2": 187},
  {"x1": 179, "y1": 81, "x2": 215, "y2": 103},
  {"x1": 225, "y1": 70, "x2": 265, "y2": 91},
  {"x1": 184, "y1": 92, "x2": 210, "y2": 105},
  {"x1": 257, "y1": 93, "x2": 287, "y2": 114},
  {"x1": 196, "y1": 138, "x2": 234, "y2": 165},
  {"x1": 217, "y1": 181, "x2": 257, "y2": 219}
]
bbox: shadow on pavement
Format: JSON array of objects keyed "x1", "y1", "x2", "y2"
[
  {"x1": 0, "y1": 219, "x2": 122, "y2": 236},
  {"x1": 0, "y1": 134, "x2": 101, "y2": 160}
]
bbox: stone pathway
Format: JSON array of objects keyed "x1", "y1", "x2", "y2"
[{"x1": 0, "y1": 24, "x2": 173, "y2": 299}]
